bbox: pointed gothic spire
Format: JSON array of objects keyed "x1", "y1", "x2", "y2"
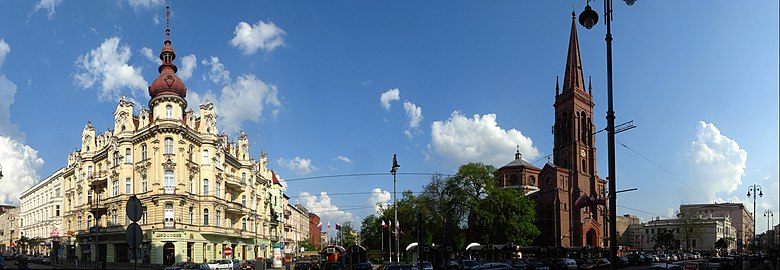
[
  {"x1": 562, "y1": 11, "x2": 586, "y2": 93},
  {"x1": 555, "y1": 76, "x2": 560, "y2": 96}
]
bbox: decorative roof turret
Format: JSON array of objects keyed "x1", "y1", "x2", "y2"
[{"x1": 148, "y1": 6, "x2": 187, "y2": 99}]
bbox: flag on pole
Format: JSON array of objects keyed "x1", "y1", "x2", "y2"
[
  {"x1": 316, "y1": 222, "x2": 323, "y2": 231},
  {"x1": 381, "y1": 220, "x2": 387, "y2": 228},
  {"x1": 327, "y1": 221, "x2": 331, "y2": 229},
  {"x1": 335, "y1": 223, "x2": 342, "y2": 230}
]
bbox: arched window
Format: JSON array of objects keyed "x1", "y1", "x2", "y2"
[
  {"x1": 241, "y1": 195, "x2": 246, "y2": 207},
  {"x1": 87, "y1": 190, "x2": 93, "y2": 204},
  {"x1": 141, "y1": 144, "x2": 148, "y2": 160},
  {"x1": 125, "y1": 148, "x2": 132, "y2": 164},
  {"x1": 165, "y1": 105, "x2": 173, "y2": 119},
  {"x1": 164, "y1": 138, "x2": 174, "y2": 155},
  {"x1": 112, "y1": 180, "x2": 119, "y2": 196},
  {"x1": 202, "y1": 179, "x2": 209, "y2": 196},
  {"x1": 78, "y1": 216, "x2": 83, "y2": 231},
  {"x1": 125, "y1": 177, "x2": 132, "y2": 194},
  {"x1": 86, "y1": 215, "x2": 93, "y2": 229},
  {"x1": 529, "y1": 176, "x2": 536, "y2": 186},
  {"x1": 203, "y1": 209, "x2": 209, "y2": 226},
  {"x1": 215, "y1": 182, "x2": 221, "y2": 199},
  {"x1": 202, "y1": 150, "x2": 209, "y2": 165},
  {"x1": 113, "y1": 151, "x2": 121, "y2": 166},
  {"x1": 142, "y1": 175, "x2": 148, "y2": 192}
]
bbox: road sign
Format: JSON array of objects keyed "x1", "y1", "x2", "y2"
[
  {"x1": 126, "y1": 196, "x2": 143, "y2": 222},
  {"x1": 224, "y1": 246, "x2": 233, "y2": 257},
  {"x1": 125, "y1": 223, "x2": 143, "y2": 248}
]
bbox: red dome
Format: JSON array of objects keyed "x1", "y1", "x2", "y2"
[
  {"x1": 149, "y1": 6, "x2": 186, "y2": 99},
  {"x1": 149, "y1": 72, "x2": 186, "y2": 98}
]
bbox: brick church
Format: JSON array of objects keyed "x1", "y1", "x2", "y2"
[{"x1": 496, "y1": 13, "x2": 608, "y2": 248}]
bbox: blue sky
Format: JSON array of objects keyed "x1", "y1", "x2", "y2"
[{"x1": 0, "y1": 1, "x2": 777, "y2": 234}]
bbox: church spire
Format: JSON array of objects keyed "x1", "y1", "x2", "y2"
[{"x1": 562, "y1": 11, "x2": 586, "y2": 93}]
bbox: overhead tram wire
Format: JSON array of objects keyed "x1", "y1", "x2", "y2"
[
  {"x1": 616, "y1": 138, "x2": 711, "y2": 202},
  {"x1": 282, "y1": 172, "x2": 449, "y2": 183},
  {"x1": 288, "y1": 191, "x2": 435, "y2": 198}
]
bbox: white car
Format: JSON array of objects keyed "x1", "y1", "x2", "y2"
[{"x1": 208, "y1": 259, "x2": 240, "y2": 270}]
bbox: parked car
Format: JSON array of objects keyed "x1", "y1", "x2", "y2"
[
  {"x1": 507, "y1": 259, "x2": 527, "y2": 270},
  {"x1": 523, "y1": 260, "x2": 550, "y2": 270},
  {"x1": 323, "y1": 262, "x2": 345, "y2": 270},
  {"x1": 579, "y1": 259, "x2": 610, "y2": 270},
  {"x1": 471, "y1": 262, "x2": 513, "y2": 270},
  {"x1": 383, "y1": 264, "x2": 421, "y2": 270},
  {"x1": 552, "y1": 258, "x2": 578, "y2": 270},
  {"x1": 207, "y1": 259, "x2": 240, "y2": 270},
  {"x1": 650, "y1": 264, "x2": 684, "y2": 270},
  {"x1": 241, "y1": 260, "x2": 260, "y2": 270},
  {"x1": 414, "y1": 261, "x2": 433, "y2": 270},
  {"x1": 355, "y1": 262, "x2": 374, "y2": 270},
  {"x1": 459, "y1": 260, "x2": 479, "y2": 270},
  {"x1": 167, "y1": 262, "x2": 205, "y2": 270},
  {"x1": 40, "y1": 256, "x2": 52, "y2": 264},
  {"x1": 615, "y1": 257, "x2": 629, "y2": 268}
]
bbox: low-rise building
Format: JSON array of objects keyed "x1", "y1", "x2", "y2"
[
  {"x1": 635, "y1": 216, "x2": 736, "y2": 253},
  {"x1": 680, "y1": 203, "x2": 753, "y2": 252},
  {"x1": 0, "y1": 207, "x2": 19, "y2": 253}
]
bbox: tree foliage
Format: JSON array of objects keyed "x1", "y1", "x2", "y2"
[
  {"x1": 367, "y1": 162, "x2": 540, "y2": 251},
  {"x1": 653, "y1": 229, "x2": 680, "y2": 251}
]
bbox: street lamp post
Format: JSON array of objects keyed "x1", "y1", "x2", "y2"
[
  {"x1": 577, "y1": 1, "x2": 635, "y2": 269},
  {"x1": 764, "y1": 209, "x2": 774, "y2": 249},
  {"x1": 747, "y1": 184, "x2": 763, "y2": 246},
  {"x1": 390, "y1": 154, "x2": 400, "y2": 263}
]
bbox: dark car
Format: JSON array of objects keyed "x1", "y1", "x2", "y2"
[
  {"x1": 579, "y1": 259, "x2": 610, "y2": 270},
  {"x1": 355, "y1": 262, "x2": 373, "y2": 270},
  {"x1": 471, "y1": 262, "x2": 513, "y2": 270},
  {"x1": 507, "y1": 259, "x2": 527, "y2": 270},
  {"x1": 615, "y1": 257, "x2": 629, "y2": 268},
  {"x1": 552, "y1": 258, "x2": 578, "y2": 270},
  {"x1": 323, "y1": 262, "x2": 345, "y2": 270},
  {"x1": 165, "y1": 262, "x2": 207, "y2": 270},
  {"x1": 460, "y1": 260, "x2": 479, "y2": 270},
  {"x1": 523, "y1": 260, "x2": 550, "y2": 270},
  {"x1": 296, "y1": 262, "x2": 315, "y2": 270},
  {"x1": 444, "y1": 259, "x2": 461, "y2": 270},
  {"x1": 384, "y1": 264, "x2": 421, "y2": 270}
]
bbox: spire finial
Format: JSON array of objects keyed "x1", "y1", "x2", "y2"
[
  {"x1": 571, "y1": 3, "x2": 576, "y2": 19},
  {"x1": 165, "y1": 6, "x2": 171, "y2": 41},
  {"x1": 515, "y1": 145, "x2": 521, "y2": 160},
  {"x1": 588, "y1": 76, "x2": 593, "y2": 95}
]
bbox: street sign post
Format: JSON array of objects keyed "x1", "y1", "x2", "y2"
[
  {"x1": 224, "y1": 246, "x2": 233, "y2": 257},
  {"x1": 126, "y1": 196, "x2": 143, "y2": 222}
]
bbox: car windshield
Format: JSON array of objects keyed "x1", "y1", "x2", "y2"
[{"x1": 462, "y1": 261, "x2": 478, "y2": 267}]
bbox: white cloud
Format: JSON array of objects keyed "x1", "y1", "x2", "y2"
[
  {"x1": 178, "y1": 54, "x2": 197, "y2": 80},
  {"x1": 202, "y1": 56, "x2": 231, "y2": 85},
  {"x1": 0, "y1": 39, "x2": 23, "y2": 140},
  {"x1": 0, "y1": 133, "x2": 44, "y2": 205},
  {"x1": 277, "y1": 156, "x2": 318, "y2": 175},
  {"x1": 335, "y1": 155, "x2": 352, "y2": 165},
  {"x1": 139, "y1": 47, "x2": 161, "y2": 65},
  {"x1": 0, "y1": 39, "x2": 9, "y2": 66},
  {"x1": 298, "y1": 192, "x2": 354, "y2": 225},
  {"x1": 127, "y1": 0, "x2": 163, "y2": 10},
  {"x1": 380, "y1": 88, "x2": 400, "y2": 110},
  {"x1": 429, "y1": 111, "x2": 540, "y2": 166},
  {"x1": 216, "y1": 74, "x2": 281, "y2": 132},
  {"x1": 230, "y1": 20, "x2": 286, "y2": 55},
  {"x1": 403, "y1": 101, "x2": 423, "y2": 138},
  {"x1": 33, "y1": 0, "x2": 62, "y2": 19},
  {"x1": 688, "y1": 121, "x2": 747, "y2": 203},
  {"x1": 368, "y1": 188, "x2": 391, "y2": 214},
  {"x1": 73, "y1": 37, "x2": 148, "y2": 101}
]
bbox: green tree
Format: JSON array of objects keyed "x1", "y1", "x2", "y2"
[
  {"x1": 470, "y1": 186, "x2": 539, "y2": 245},
  {"x1": 653, "y1": 229, "x2": 680, "y2": 251},
  {"x1": 360, "y1": 215, "x2": 384, "y2": 250},
  {"x1": 714, "y1": 237, "x2": 733, "y2": 255},
  {"x1": 299, "y1": 239, "x2": 316, "y2": 252},
  {"x1": 337, "y1": 221, "x2": 358, "y2": 247},
  {"x1": 676, "y1": 211, "x2": 704, "y2": 251}
]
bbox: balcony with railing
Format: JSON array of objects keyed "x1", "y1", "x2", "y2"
[
  {"x1": 88, "y1": 171, "x2": 109, "y2": 188},
  {"x1": 164, "y1": 217, "x2": 175, "y2": 228},
  {"x1": 224, "y1": 175, "x2": 243, "y2": 190},
  {"x1": 163, "y1": 186, "x2": 175, "y2": 194}
]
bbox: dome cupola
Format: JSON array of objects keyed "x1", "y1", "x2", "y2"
[{"x1": 148, "y1": 6, "x2": 186, "y2": 99}]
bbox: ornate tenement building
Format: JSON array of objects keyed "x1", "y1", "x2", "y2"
[
  {"x1": 496, "y1": 13, "x2": 607, "y2": 248},
  {"x1": 54, "y1": 8, "x2": 278, "y2": 266},
  {"x1": 19, "y1": 168, "x2": 64, "y2": 256}
]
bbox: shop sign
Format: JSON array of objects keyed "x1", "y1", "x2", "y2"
[{"x1": 154, "y1": 232, "x2": 183, "y2": 239}]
